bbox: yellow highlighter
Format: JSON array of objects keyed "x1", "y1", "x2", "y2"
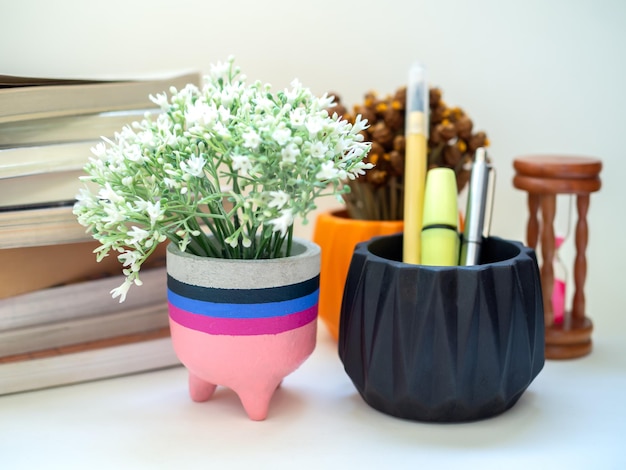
[
  {"x1": 420, "y1": 167, "x2": 459, "y2": 266},
  {"x1": 402, "y1": 62, "x2": 429, "y2": 264}
]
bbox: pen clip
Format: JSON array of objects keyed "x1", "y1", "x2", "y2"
[{"x1": 482, "y1": 165, "x2": 496, "y2": 238}]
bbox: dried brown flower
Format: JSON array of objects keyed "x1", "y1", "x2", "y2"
[
  {"x1": 370, "y1": 121, "x2": 395, "y2": 149},
  {"x1": 331, "y1": 87, "x2": 488, "y2": 220},
  {"x1": 383, "y1": 108, "x2": 404, "y2": 132}
]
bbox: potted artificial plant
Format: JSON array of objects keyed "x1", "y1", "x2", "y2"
[
  {"x1": 73, "y1": 57, "x2": 372, "y2": 420},
  {"x1": 313, "y1": 86, "x2": 489, "y2": 339}
]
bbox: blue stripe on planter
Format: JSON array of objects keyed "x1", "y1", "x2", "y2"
[
  {"x1": 167, "y1": 289, "x2": 319, "y2": 319},
  {"x1": 167, "y1": 274, "x2": 320, "y2": 304}
]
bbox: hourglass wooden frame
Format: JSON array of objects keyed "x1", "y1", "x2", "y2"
[{"x1": 513, "y1": 155, "x2": 602, "y2": 359}]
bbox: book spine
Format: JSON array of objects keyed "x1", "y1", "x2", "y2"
[
  {"x1": 0, "y1": 204, "x2": 91, "y2": 249},
  {"x1": 0, "y1": 141, "x2": 98, "y2": 180},
  {"x1": 0, "y1": 266, "x2": 167, "y2": 330},
  {"x1": 0, "y1": 330, "x2": 178, "y2": 396},
  {"x1": 0, "y1": 302, "x2": 169, "y2": 357},
  {"x1": 0, "y1": 109, "x2": 158, "y2": 148},
  {"x1": 0, "y1": 72, "x2": 200, "y2": 124}
]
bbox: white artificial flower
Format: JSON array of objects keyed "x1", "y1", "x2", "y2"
[
  {"x1": 209, "y1": 59, "x2": 230, "y2": 82},
  {"x1": 180, "y1": 154, "x2": 206, "y2": 177},
  {"x1": 342, "y1": 144, "x2": 370, "y2": 163},
  {"x1": 126, "y1": 226, "x2": 150, "y2": 247},
  {"x1": 149, "y1": 92, "x2": 169, "y2": 110},
  {"x1": 145, "y1": 200, "x2": 164, "y2": 226},
  {"x1": 118, "y1": 249, "x2": 141, "y2": 267},
  {"x1": 269, "y1": 209, "x2": 294, "y2": 237},
  {"x1": 74, "y1": 187, "x2": 97, "y2": 209},
  {"x1": 305, "y1": 116, "x2": 323, "y2": 137},
  {"x1": 272, "y1": 126, "x2": 292, "y2": 146},
  {"x1": 175, "y1": 83, "x2": 200, "y2": 103},
  {"x1": 242, "y1": 130, "x2": 261, "y2": 150},
  {"x1": 218, "y1": 105, "x2": 231, "y2": 122},
  {"x1": 111, "y1": 278, "x2": 133, "y2": 303},
  {"x1": 123, "y1": 144, "x2": 143, "y2": 163},
  {"x1": 185, "y1": 99, "x2": 218, "y2": 129},
  {"x1": 316, "y1": 161, "x2": 339, "y2": 181},
  {"x1": 268, "y1": 190, "x2": 289, "y2": 210},
  {"x1": 137, "y1": 128, "x2": 155, "y2": 148},
  {"x1": 214, "y1": 122, "x2": 230, "y2": 138},
  {"x1": 225, "y1": 234, "x2": 239, "y2": 248},
  {"x1": 255, "y1": 96, "x2": 275, "y2": 113},
  {"x1": 91, "y1": 142, "x2": 108, "y2": 159},
  {"x1": 98, "y1": 182, "x2": 125, "y2": 204},
  {"x1": 102, "y1": 204, "x2": 126, "y2": 226},
  {"x1": 309, "y1": 141, "x2": 328, "y2": 159},
  {"x1": 284, "y1": 79, "x2": 302, "y2": 103},
  {"x1": 163, "y1": 177, "x2": 177, "y2": 188},
  {"x1": 317, "y1": 93, "x2": 335, "y2": 110},
  {"x1": 333, "y1": 137, "x2": 350, "y2": 155},
  {"x1": 155, "y1": 113, "x2": 172, "y2": 133},
  {"x1": 220, "y1": 87, "x2": 237, "y2": 107},
  {"x1": 289, "y1": 108, "x2": 306, "y2": 127},
  {"x1": 346, "y1": 161, "x2": 374, "y2": 180},
  {"x1": 350, "y1": 114, "x2": 369, "y2": 135},
  {"x1": 231, "y1": 155, "x2": 252, "y2": 176},
  {"x1": 281, "y1": 143, "x2": 300, "y2": 163}
]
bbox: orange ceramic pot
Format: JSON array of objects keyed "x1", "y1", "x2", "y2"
[{"x1": 312, "y1": 210, "x2": 403, "y2": 340}]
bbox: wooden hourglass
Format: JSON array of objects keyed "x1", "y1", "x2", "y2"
[{"x1": 513, "y1": 155, "x2": 602, "y2": 359}]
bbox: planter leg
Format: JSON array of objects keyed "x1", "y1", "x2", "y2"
[
  {"x1": 188, "y1": 372, "x2": 217, "y2": 402},
  {"x1": 235, "y1": 379, "x2": 282, "y2": 421}
]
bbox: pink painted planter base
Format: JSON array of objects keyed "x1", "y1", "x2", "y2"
[{"x1": 170, "y1": 318, "x2": 317, "y2": 421}]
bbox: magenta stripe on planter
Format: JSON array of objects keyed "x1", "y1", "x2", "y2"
[{"x1": 169, "y1": 303, "x2": 318, "y2": 335}]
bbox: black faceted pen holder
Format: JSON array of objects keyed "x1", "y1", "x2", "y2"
[{"x1": 338, "y1": 234, "x2": 545, "y2": 422}]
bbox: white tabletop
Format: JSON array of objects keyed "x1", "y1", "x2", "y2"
[{"x1": 1, "y1": 321, "x2": 625, "y2": 470}]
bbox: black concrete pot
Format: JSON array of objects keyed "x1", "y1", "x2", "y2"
[{"x1": 338, "y1": 234, "x2": 545, "y2": 422}]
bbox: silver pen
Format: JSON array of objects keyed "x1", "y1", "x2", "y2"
[{"x1": 460, "y1": 147, "x2": 494, "y2": 266}]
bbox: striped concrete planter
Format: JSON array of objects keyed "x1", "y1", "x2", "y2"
[{"x1": 166, "y1": 238, "x2": 320, "y2": 421}]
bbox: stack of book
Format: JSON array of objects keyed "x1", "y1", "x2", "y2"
[{"x1": 0, "y1": 71, "x2": 200, "y2": 394}]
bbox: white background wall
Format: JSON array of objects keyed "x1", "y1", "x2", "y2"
[{"x1": 1, "y1": 0, "x2": 624, "y2": 333}]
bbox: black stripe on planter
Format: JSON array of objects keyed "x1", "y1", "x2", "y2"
[{"x1": 167, "y1": 274, "x2": 320, "y2": 304}]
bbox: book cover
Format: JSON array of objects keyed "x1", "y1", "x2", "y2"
[
  {"x1": 0, "y1": 265, "x2": 167, "y2": 331},
  {"x1": 0, "y1": 240, "x2": 167, "y2": 299},
  {"x1": 0, "y1": 327, "x2": 179, "y2": 396},
  {"x1": 0, "y1": 71, "x2": 200, "y2": 124},
  {"x1": 0, "y1": 108, "x2": 158, "y2": 148},
  {"x1": 0, "y1": 75, "x2": 108, "y2": 88},
  {"x1": 0, "y1": 140, "x2": 98, "y2": 179},
  {"x1": 0, "y1": 301, "x2": 169, "y2": 357},
  {"x1": 0, "y1": 203, "x2": 91, "y2": 249},
  {"x1": 0, "y1": 170, "x2": 90, "y2": 208}
]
